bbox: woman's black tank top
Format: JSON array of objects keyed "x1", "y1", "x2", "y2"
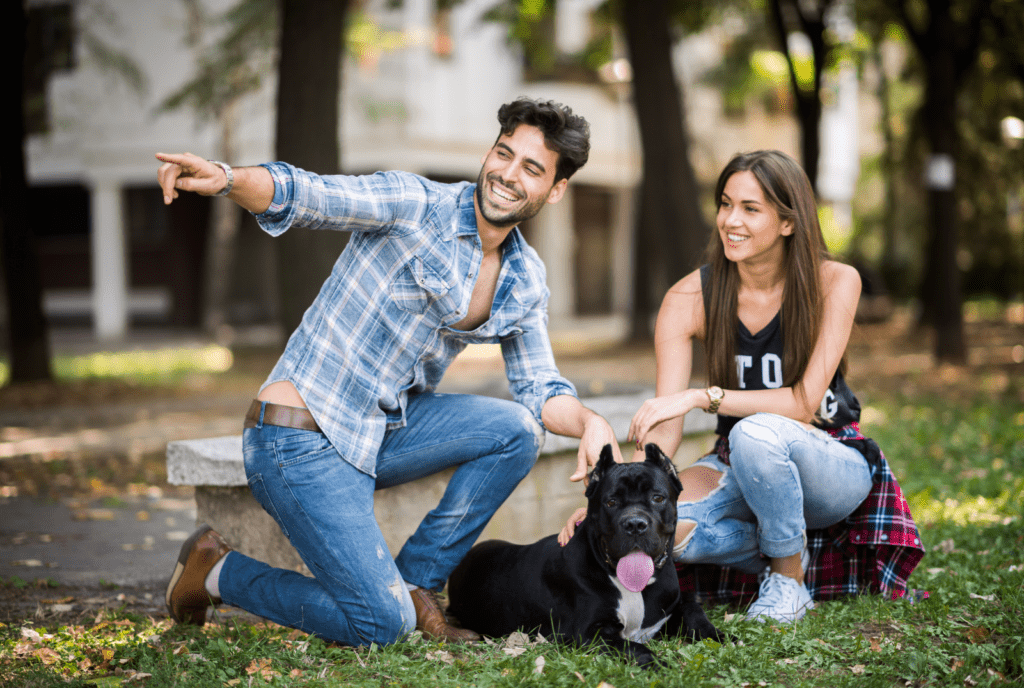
[{"x1": 700, "y1": 264, "x2": 861, "y2": 436}]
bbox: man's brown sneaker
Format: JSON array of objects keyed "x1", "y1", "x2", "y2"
[
  {"x1": 165, "y1": 524, "x2": 232, "y2": 626},
  {"x1": 409, "y1": 588, "x2": 481, "y2": 642}
]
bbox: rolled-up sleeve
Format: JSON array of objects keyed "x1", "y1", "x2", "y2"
[
  {"x1": 253, "y1": 163, "x2": 430, "y2": 237},
  {"x1": 501, "y1": 291, "x2": 577, "y2": 429}
]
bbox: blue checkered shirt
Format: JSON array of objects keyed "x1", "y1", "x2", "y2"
[{"x1": 253, "y1": 162, "x2": 577, "y2": 476}]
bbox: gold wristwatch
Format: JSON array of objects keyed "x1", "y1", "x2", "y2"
[{"x1": 705, "y1": 386, "x2": 724, "y2": 414}]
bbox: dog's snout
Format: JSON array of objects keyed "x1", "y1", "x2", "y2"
[{"x1": 623, "y1": 515, "x2": 650, "y2": 536}]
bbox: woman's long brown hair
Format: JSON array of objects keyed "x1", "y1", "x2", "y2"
[{"x1": 703, "y1": 151, "x2": 840, "y2": 407}]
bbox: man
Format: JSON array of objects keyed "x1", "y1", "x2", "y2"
[{"x1": 158, "y1": 98, "x2": 621, "y2": 646}]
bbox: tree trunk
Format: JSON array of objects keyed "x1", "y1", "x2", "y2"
[
  {"x1": 1, "y1": 1, "x2": 52, "y2": 383},
  {"x1": 620, "y1": 0, "x2": 710, "y2": 341},
  {"x1": 917, "y1": 0, "x2": 966, "y2": 363},
  {"x1": 768, "y1": 0, "x2": 831, "y2": 192},
  {"x1": 202, "y1": 101, "x2": 243, "y2": 336},
  {"x1": 273, "y1": 0, "x2": 350, "y2": 336}
]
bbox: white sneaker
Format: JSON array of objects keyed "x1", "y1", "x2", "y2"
[{"x1": 746, "y1": 573, "x2": 814, "y2": 623}]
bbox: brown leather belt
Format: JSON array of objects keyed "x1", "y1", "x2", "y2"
[{"x1": 244, "y1": 400, "x2": 321, "y2": 432}]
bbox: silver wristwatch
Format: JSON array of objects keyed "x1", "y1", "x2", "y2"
[{"x1": 209, "y1": 160, "x2": 234, "y2": 196}]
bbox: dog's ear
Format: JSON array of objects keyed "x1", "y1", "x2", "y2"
[
  {"x1": 644, "y1": 443, "x2": 683, "y2": 495},
  {"x1": 584, "y1": 444, "x2": 617, "y2": 499}
]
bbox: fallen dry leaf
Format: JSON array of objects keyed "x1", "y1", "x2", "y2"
[
  {"x1": 426, "y1": 650, "x2": 454, "y2": 664},
  {"x1": 33, "y1": 647, "x2": 61, "y2": 665},
  {"x1": 505, "y1": 630, "x2": 530, "y2": 647},
  {"x1": 965, "y1": 627, "x2": 990, "y2": 644},
  {"x1": 534, "y1": 656, "x2": 546, "y2": 674},
  {"x1": 851, "y1": 664, "x2": 866, "y2": 674}
]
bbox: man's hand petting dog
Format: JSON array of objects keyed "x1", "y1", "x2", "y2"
[{"x1": 447, "y1": 444, "x2": 723, "y2": 668}]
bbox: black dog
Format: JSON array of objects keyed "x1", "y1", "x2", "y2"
[{"x1": 447, "y1": 444, "x2": 722, "y2": 667}]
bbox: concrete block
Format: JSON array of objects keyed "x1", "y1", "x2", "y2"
[{"x1": 167, "y1": 394, "x2": 717, "y2": 571}]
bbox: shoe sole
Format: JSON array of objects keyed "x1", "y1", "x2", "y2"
[{"x1": 165, "y1": 524, "x2": 214, "y2": 625}]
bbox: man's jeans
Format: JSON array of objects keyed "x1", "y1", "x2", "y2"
[
  {"x1": 218, "y1": 392, "x2": 545, "y2": 646},
  {"x1": 674, "y1": 413, "x2": 872, "y2": 574}
]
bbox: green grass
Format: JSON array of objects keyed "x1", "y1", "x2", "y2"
[
  {"x1": 3, "y1": 393, "x2": 1022, "y2": 687},
  {"x1": 0, "y1": 345, "x2": 234, "y2": 386}
]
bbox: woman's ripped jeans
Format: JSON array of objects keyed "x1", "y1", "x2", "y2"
[{"x1": 673, "y1": 413, "x2": 872, "y2": 573}]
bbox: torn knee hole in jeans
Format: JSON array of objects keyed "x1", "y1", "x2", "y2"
[
  {"x1": 673, "y1": 518, "x2": 698, "y2": 556},
  {"x1": 678, "y1": 467, "x2": 727, "y2": 505},
  {"x1": 737, "y1": 420, "x2": 779, "y2": 444}
]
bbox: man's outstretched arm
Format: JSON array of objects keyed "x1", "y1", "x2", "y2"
[{"x1": 156, "y1": 152, "x2": 274, "y2": 214}]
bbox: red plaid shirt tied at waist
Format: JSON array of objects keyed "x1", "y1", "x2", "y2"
[{"x1": 678, "y1": 422, "x2": 928, "y2": 604}]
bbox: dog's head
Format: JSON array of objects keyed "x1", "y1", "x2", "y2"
[{"x1": 583, "y1": 443, "x2": 682, "y2": 574}]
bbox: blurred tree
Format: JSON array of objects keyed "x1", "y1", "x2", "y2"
[
  {"x1": 888, "y1": 0, "x2": 988, "y2": 363},
  {"x1": 619, "y1": 0, "x2": 713, "y2": 340},
  {"x1": 485, "y1": 0, "x2": 716, "y2": 340},
  {"x1": 160, "y1": 0, "x2": 277, "y2": 336},
  {"x1": 766, "y1": 0, "x2": 835, "y2": 192},
  {"x1": 274, "y1": 0, "x2": 351, "y2": 335},
  {"x1": 2, "y1": 0, "x2": 52, "y2": 383},
  {"x1": 161, "y1": 0, "x2": 350, "y2": 337},
  {"x1": 4, "y1": 2, "x2": 147, "y2": 383},
  {"x1": 955, "y1": 0, "x2": 1024, "y2": 301}
]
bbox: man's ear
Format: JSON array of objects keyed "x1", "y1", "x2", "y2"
[{"x1": 545, "y1": 178, "x2": 568, "y2": 205}]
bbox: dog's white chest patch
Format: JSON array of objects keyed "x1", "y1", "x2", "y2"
[{"x1": 610, "y1": 575, "x2": 668, "y2": 643}]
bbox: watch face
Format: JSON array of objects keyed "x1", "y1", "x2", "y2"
[{"x1": 709, "y1": 386, "x2": 723, "y2": 399}]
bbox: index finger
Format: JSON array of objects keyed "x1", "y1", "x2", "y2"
[
  {"x1": 155, "y1": 151, "x2": 192, "y2": 166},
  {"x1": 155, "y1": 153, "x2": 188, "y2": 204},
  {"x1": 569, "y1": 446, "x2": 589, "y2": 484}
]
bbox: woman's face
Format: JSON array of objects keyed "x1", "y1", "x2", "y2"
[{"x1": 716, "y1": 170, "x2": 793, "y2": 266}]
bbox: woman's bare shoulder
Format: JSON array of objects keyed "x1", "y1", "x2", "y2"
[
  {"x1": 658, "y1": 268, "x2": 705, "y2": 339},
  {"x1": 666, "y1": 267, "x2": 704, "y2": 298},
  {"x1": 821, "y1": 260, "x2": 861, "y2": 291},
  {"x1": 821, "y1": 260, "x2": 862, "y2": 310}
]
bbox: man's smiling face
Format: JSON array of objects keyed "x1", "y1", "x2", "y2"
[{"x1": 475, "y1": 124, "x2": 567, "y2": 229}]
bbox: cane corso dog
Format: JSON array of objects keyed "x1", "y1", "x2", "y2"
[{"x1": 447, "y1": 444, "x2": 722, "y2": 667}]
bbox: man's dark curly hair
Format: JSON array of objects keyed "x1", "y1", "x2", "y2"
[{"x1": 496, "y1": 97, "x2": 591, "y2": 182}]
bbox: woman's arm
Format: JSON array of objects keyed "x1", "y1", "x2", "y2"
[
  {"x1": 629, "y1": 261, "x2": 862, "y2": 446},
  {"x1": 629, "y1": 269, "x2": 705, "y2": 462}
]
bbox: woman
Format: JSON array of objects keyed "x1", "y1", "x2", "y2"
[{"x1": 562, "y1": 150, "x2": 924, "y2": 623}]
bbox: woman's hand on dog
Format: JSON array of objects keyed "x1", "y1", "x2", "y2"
[{"x1": 558, "y1": 507, "x2": 588, "y2": 546}]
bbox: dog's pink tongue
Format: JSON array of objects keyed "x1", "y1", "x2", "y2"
[{"x1": 616, "y1": 551, "x2": 655, "y2": 592}]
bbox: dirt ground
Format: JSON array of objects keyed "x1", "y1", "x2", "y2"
[{"x1": 1, "y1": 305, "x2": 1021, "y2": 626}]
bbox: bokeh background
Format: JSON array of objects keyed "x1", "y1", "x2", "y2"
[{"x1": 4, "y1": 0, "x2": 1022, "y2": 385}]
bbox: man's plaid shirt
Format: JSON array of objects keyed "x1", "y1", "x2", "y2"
[
  {"x1": 253, "y1": 163, "x2": 577, "y2": 477},
  {"x1": 679, "y1": 423, "x2": 927, "y2": 603}
]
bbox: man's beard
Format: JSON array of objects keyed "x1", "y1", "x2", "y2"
[{"x1": 475, "y1": 170, "x2": 549, "y2": 228}]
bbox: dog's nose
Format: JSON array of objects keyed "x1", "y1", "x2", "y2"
[{"x1": 623, "y1": 516, "x2": 649, "y2": 536}]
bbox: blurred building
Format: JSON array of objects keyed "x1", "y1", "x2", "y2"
[{"x1": 24, "y1": 0, "x2": 864, "y2": 343}]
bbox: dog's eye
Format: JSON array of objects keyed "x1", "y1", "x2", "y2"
[
  {"x1": 605, "y1": 499, "x2": 616, "y2": 508},
  {"x1": 652, "y1": 495, "x2": 665, "y2": 504}
]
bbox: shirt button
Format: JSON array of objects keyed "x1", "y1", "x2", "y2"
[{"x1": 880, "y1": 533, "x2": 888, "y2": 541}]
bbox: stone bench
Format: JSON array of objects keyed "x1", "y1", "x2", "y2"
[{"x1": 166, "y1": 393, "x2": 717, "y2": 573}]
